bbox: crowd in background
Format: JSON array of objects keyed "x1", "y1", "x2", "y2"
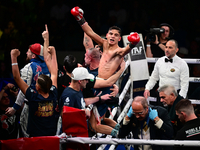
[
  {"x1": 1, "y1": 0, "x2": 200, "y2": 63},
  {"x1": 1, "y1": 1, "x2": 200, "y2": 149},
  {"x1": 1, "y1": 0, "x2": 200, "y2": 96}
]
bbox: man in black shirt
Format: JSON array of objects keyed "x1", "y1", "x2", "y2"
[
  {"x1": 175, "y1": 99, "x2": 200, "y2": 150},
  {"x1": 158, "y1": 84, "x2": 184, "y2": 137},
  {"x1": 145, "y1": 23, "x2": 174, "y2": 58}
]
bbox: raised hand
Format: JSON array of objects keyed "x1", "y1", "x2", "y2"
[
  {"x1": 71, "y1": 6, "x2": 86, "y2": 26},
  {"x1": 127, "y1": 32, "x2": 140, "y2": 48},
  {"x1": 11, "y1": 49, "x2": 20, "y2": 58},
  {"x1": 42, "y1": 24, "x2": 49, "y2": 41},
  {"x1": 47, "y1": 46, "x2": 56, "y2": 55}
]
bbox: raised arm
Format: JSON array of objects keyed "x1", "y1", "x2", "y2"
[
  {"x1": 46, "y1": 46, "x2": 58, "y2": 88},
  {"x1": 42, "y1": 25, "x2": 58, "y2": 87},
  {"x1": 11, "y1": 49, "x2": 29, "y2": 95},
  {"x1": 116, "y1": 32, "x2": 140, "y2": 57},
  {"x1": 42, "y1": 24, "x2": 51, "y2": 72},
  {"x1": 71, "y1": 6, "x2": 105, "y2": 46},
  {"x1": 83, "y1": 32, "x2": 94, "y2": 51}
]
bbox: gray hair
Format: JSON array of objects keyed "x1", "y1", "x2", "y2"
[
  {"x1": 88, "y1": 48, "x2": 101, "y2": 60},
  {"x1": 158, "y1": 84, "x2": 178, "y2": 97}
]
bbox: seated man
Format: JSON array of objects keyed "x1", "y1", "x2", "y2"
[{"x1": 119, "y1": 96, "x2": 173, "y2": 150}]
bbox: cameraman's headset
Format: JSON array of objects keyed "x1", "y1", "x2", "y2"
[{"x1": 159, "y1": 23, "x2": 174, "y2": 39}]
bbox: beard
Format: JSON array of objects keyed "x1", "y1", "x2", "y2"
[{"x1": 26, "y1": 57, "x2": 31, "y2": 63}]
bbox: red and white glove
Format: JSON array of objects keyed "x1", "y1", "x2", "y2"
[
  {"x1": 127, "y1": 32, "x2": 140, "y2": 48},
  {"x1": 71, "y1": 6, "x2": 86, "y2": 26}
]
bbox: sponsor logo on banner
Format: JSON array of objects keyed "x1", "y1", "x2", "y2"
[
  {"x1": 194, "y1": 78, "x2": 200, "y2": 82},
  {"x1": 129, "y1": 41, "x2": 146, "y2": 61}
]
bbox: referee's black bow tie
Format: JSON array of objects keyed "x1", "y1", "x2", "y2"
[{"x1": 165, "y1": 58, "x2": 173, "y2": 63}]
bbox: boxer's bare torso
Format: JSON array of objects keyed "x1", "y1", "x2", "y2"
[
  {"x1": 82, "y1": 23, "x2": 130, "y2": 79},
  {"x1": 98, "y1": 47, "x2": 123, "y2": 79}
]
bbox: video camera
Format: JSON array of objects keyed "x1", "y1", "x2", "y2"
[
  {"x1": 145, "y1": 23, "x2": 174, "y2": 43},
  {"x1": 146, "y1": 28, "x2": 165, "y2": 42}
]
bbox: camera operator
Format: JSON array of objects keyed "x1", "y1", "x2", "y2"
[{"x1": 145, "y1": 23, "x2": 174, "y2": 58}]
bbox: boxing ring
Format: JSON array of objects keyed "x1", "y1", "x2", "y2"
[
  {"x1": 88, "y1": 37, "x2": 200, "y2": 149},
  {"x1": 58, "y1": 56, "x2": 200, "y2": 150},
  {"x1": 1, "y1": 39, "x2": 200, "y2": 150},
  {"x1": 94, "y1": 59, "x2": 200, "y2": 150}
]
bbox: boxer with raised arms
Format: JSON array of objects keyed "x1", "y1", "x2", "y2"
[
  {"x1": 71, "y1": 6, "x2": 140, "y2": 80},
  {"x1": 71, "y1": 6, "x2": 140, "y2": 137}
]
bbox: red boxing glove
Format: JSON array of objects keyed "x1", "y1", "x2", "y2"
[
  {"x1": 71, "y1": 6, "x2": 86, "y2": 26},
  {"x1": 127, "y1": 32, "x2": 140, "y2": 48}
]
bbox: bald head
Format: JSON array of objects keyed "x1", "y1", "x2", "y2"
[
  {"x1": 88, "y1": 48, "x2": 101, "y2": 60},
  {"x1": 132, "y1": 96, "x2": 149, "y2": 121},
  {"x1": 165, "y1": 39, "x2": 179, "y2": 59},
  {"x1": 132, "y1": 96, "x2": 148, "y2": 108}
]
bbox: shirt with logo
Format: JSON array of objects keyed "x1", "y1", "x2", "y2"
[
  {"x1": 25, "y1": 85, "x2": 57, "y2": 137},
  {"x1": 60, "y1": 87, "x2": 85, "y2": 110}
]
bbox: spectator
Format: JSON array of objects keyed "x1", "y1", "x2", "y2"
[
  {"x1": 10, "y1": 44, "x2": 58, "y2": 137},
  {"x1": 0, "y1": 83, "x2": 19, "y2": 140},
  {"x1": 119, "y1": 96, "x2": 173, "y2": 150},
  {"x1": 174, "y1": 99, "x2": 200, "y2": 150},
  {"x1": 84, "y1": 48, "x2": 101, "y2": 77},
  {"x1": 144, "y1": 40, "x2": 189, "y2": 100},
  {"x1": 6, "y1": 25, "x2": 50, "y2": 137},
  {"x1": 57, "y1": 55, "x2": 78, "y2": 101},
  {"x1": 59, "y1": 67, "x2": 111, "y2": 132},
  {"x1": 158, "y1": 84, "x2": 184, "y2": 137}
]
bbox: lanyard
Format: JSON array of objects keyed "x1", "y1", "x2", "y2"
[
  {"x1": 140, "y1": 114, "x2": 150, "y2": 138},
  {"x1": 140, "y1": 111, "x2": 150, "y2": 150}
]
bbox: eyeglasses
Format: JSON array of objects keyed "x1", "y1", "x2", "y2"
[{"x1": 132, "y1": 109, "x2": 145, "y2": 115}]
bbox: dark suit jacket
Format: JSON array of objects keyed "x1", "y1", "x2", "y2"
[{"x1": 118, "y1": 105, "x2": 174, "y2": 150}]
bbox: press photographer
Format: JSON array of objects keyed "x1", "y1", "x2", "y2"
[{"x1": 145, "y1": 23, "x2": 174, "y2": 58}]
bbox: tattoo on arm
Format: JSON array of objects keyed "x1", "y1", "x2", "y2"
[{"x1": 84, "y1": 37, "x2": 90, "y2": 47}]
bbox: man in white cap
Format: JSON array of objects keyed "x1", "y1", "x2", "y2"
[
  {"x1": 60, "y1": 67, "x2": 111, "y2": 117},
  {"x1": 59, "y1": 67, "x2": 111, "y2": 134}
]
